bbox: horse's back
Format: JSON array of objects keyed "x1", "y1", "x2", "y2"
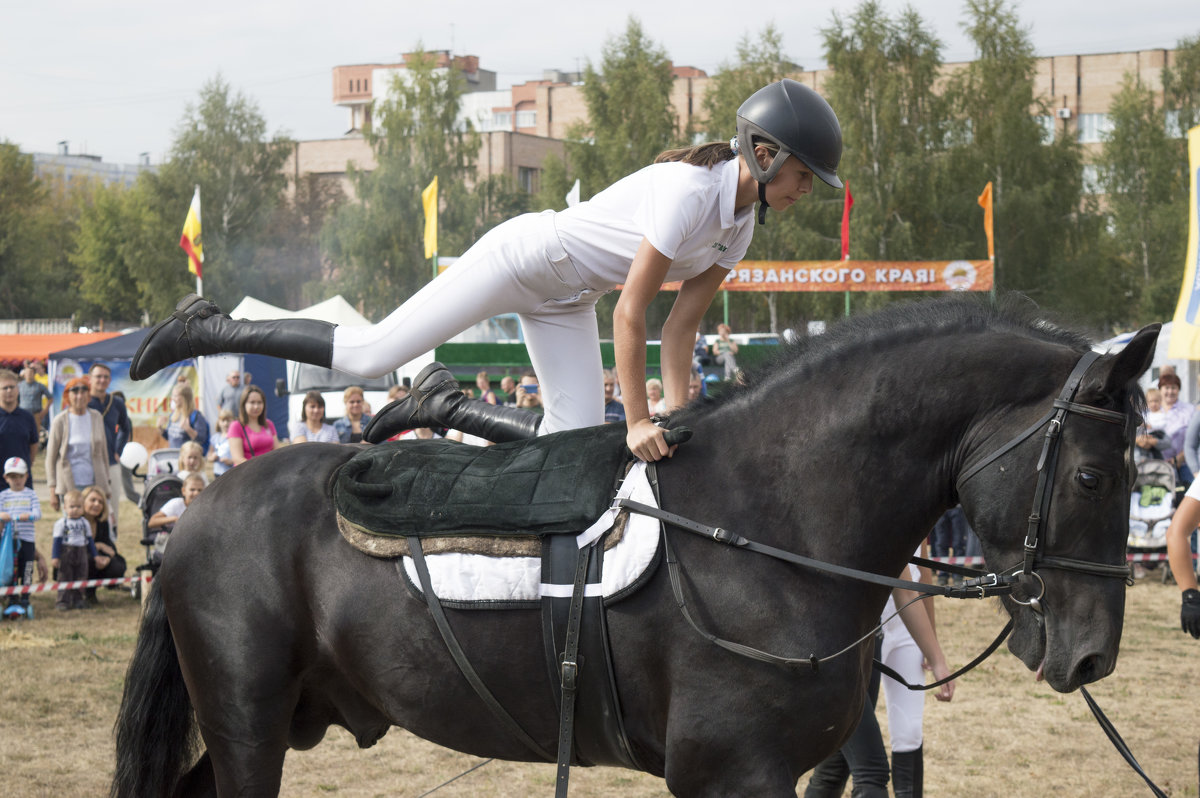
[{"x1": 162, "y1": 442, "x2": 357, "y2": 572}]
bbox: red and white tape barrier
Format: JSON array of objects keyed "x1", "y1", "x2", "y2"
[
  {"x1": 0, "y1": 576, "x2": 144, "y2": 597},
  {"x1": 930, "y1": 553, "x2": 1194, "y2": 566}
]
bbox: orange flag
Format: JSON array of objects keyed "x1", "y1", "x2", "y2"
[{"x1": 977, "y1": 182, "x2": 994, "y2": 261}]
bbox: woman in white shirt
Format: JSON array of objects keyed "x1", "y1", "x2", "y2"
[
  {"x1": 46, "y1": 376, "x2": 110, "y2": 511},
  {"x1": 289, "y1": 391, "x2": 339, "y2": 443},
  {"x1": 130, "y1": 80, "x2": 842, "y2": 461}
]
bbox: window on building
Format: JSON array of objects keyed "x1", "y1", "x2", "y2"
[
  {"x1": 1033, "y1": 115, "x2": 1054, "y2": 144},
  {"x1": 516, "y1": 110, "x2": 537, "y2": 128},
  {"x1": 1081, "y1": 164, "x2": 1105, "y2": 195},
  {"x1": 485, "y1": 111, "x2": 511, "y2": 132},
  {"x1": 518, "y1": 166, "x2": 538, "y2": 193},
  {"x1": 1166, "y1": 109, "x2": 1186, "y2": 139},
  {"x1": 1077, "y1": 113, "x2": 1113, "y2": 144}
]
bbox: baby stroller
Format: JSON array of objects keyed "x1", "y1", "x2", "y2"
[
  {"x1": 122, "y1": 447, "x2": 183, "y2": 599},
  {"x1": 1128, "y1": 459, "x2": 1178, "y2": 582}
]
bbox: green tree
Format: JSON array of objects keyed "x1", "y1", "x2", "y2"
[
  {"x1": 325, "y1": 49, "x2": 481, "y2": 318},
  {"x1": 1163, "y1": 35, "x2": 1200, "y2": 136},
  {"x1": 0, "y1": 144, "x2": 79, "y2": 318},
  {"x1": 166, "y1": 76, "x2": 294, "y2": 309},
  {"x1": 937, "y1": 0, "x2": 1087, "y2": 309},
  {"x1": 568, "y1": 17, "x2": 681, "y2": 198},
  {"x1": 532, "y1": 154, "x2": 575, "y2": 213},
  {"x1": 1096, "y1": 74, "x2": 1188, "y2": 322},
  {"x1": 71, "y1": 170, "x2": 193, "y2": 322},
  {"x1": 823, "y1": 3, "x2": 945, "y2": 262}
]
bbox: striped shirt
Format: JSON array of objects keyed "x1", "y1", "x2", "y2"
[{"x1": 0, "y1": 487, "x2": 41, "y2": 543}]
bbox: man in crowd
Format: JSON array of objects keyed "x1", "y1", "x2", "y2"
[
  {"x1": 603, "y1": 369, "x2": 625, "y2": 424},
  {"x1": 88, "y1": 363, "x2": 132, "y2": 526},
  {"x1": 500, "y1": 375, "x2": 518, "y2": 406},
  {"x1": 18, "y1": 365, "x2": 52, "y2": 434},
  {"x1": 514, "y1": 371, "x2": 543, "y2": 416},
  {"x1": 0, "y1": 369, "x2": 39, "y2": 475},
  {"x1": 218, "y1": 369, "x2": 244, "y2": 416}
]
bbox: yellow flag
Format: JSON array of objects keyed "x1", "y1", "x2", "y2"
[
  {"x1": 977, "y1": 181, "x2": 994, "y2": 261},
  {"x1": 180, "y1": 186, "x2": 203, "y2": 277},
  {"x1": 422, "y1": 177, "x2": 438, "y2": 259},
  {"x1": 1168, "y1": 126, "x2": 1200, "y2": 358}
]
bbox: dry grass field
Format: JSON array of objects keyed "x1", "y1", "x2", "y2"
[{"x1": 1, "y1": 451, "x2": 1196, "y2": 797}]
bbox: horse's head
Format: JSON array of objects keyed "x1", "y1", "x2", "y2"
[{"x1": 957, "y1": 324, "x2": 1159, "y2": 693}]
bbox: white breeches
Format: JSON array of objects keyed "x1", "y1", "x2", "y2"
[
  {"x1": 330, "y1": 212, "x2": 610, "y2": 435},
  {"x1": 880, "y1": 631, "x2": 925, "y2": 753}
]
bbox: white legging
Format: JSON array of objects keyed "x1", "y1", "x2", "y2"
[
  {"x1": 880, "y1": 560, "x2": 927, "y2": 753},
  {"x1": 880, "y1": 631, "x2": 925, "y2": 753},
  {"x1": 330, "y1": 212, "x2": 609, "y2": 435}
]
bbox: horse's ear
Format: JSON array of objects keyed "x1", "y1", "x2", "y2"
[{"x1": 1096, "y1": 324, "x2": 1161, "y2": 396}]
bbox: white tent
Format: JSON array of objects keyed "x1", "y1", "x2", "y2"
[
  {"x1": 228, "y1": 295, "x2": 371, "y2": 327},
  {"x1": 1102, "y1": 321, "x2": 1199, "y2": 404}
]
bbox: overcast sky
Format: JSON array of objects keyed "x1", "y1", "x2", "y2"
[{"x1": 2, "y1": 0, "x2": 1196, "y2": 166}]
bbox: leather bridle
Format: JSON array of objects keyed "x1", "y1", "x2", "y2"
[{"x1": 955, "y1": 349, "x2": 1133, "y2": 612}]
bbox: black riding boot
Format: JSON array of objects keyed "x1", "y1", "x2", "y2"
[
  {"x1": 891, "y1": 746, "x2": 923, "y2": 798},
  {"x1": 130, "y1": 294, "x2": 336, "y2": 380},
  {"x1": 363, "y1": 362, "x2": 541, "y2": 444},
  {"x1": 803, "y1": 752, "x2": 850, "y2": 798}
]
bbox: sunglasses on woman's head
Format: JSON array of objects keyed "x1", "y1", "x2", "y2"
[{"x1": 68, "y1": 386, "x2": 89, "y2": 393}]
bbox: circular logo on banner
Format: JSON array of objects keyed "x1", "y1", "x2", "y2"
[{"x1": 943, "y1": 261, "x2": 978, "y2": 292}]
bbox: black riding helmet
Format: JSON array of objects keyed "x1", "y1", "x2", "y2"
[{"x1": 736, "y1": 79, "x2": 843, "y2": 223}]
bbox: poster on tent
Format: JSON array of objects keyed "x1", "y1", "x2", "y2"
[
  {"x1": 51, "y1": 359, "x2": 196, "y2": 426},
  {"x1": 1168, "y1": 126, "x2": 1200, "y2": 359}
]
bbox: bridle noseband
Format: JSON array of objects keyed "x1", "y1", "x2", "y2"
[{"x1": 956, "y1": 349, "x2": 1133, "y2": 609}]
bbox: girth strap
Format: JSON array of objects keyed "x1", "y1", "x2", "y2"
[
  {"x1": 554, "y1": 543, "x2": 592, "y2": 798},
  {"x1": 405, "y1": 536, "x2": 555, "y2": 762}
]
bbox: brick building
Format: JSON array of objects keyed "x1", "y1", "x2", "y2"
[{"x1": 297, "y1": 46, "x2": 1181, "y2": 201}]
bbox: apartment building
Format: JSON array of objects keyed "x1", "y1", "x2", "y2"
[{"x1": 297, "y1": 46, "x2": 1180, "y2": 200}]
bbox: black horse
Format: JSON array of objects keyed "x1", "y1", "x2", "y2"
[{"x1": 111, "y1": 298, "x2": 1158, "y2": 797}]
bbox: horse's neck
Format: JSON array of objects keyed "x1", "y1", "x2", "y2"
[{"x1": 685, "y1": 336, "x2": 1066, "y2": 568}]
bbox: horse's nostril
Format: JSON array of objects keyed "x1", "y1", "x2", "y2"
[{"x1": 1075, "y1": 653, "x2": 1111, "y2": 686}]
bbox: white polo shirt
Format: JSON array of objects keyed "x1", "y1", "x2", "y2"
[{"x1": 553, "y1": 157, "x2": 755, "y2": 289}]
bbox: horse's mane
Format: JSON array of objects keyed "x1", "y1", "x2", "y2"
[{"x1": 683, "y1": 295, "x2": 1098, "y2": 419}]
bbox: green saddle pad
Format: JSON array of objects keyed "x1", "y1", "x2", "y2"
[{"x1": 332, "y1": 423, "x2": 630, "y2": 539}]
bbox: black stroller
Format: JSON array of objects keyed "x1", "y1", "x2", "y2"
[{"x1": 130, "y1": 449, "x2": 183, "y2": 599}]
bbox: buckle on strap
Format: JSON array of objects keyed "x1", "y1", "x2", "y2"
[
  {"x1": 560, "y1": 659, "x2": 578, "y2": 691},
  {"x1": 712, "y1": 526, "x2": 735, "y2": 544}
]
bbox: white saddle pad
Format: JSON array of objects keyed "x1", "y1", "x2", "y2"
[{"x1": 402, "y1": 462, "x2": 661, "y2": 603}]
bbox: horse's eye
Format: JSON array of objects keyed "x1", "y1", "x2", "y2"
[{"x1": 1078, "y1": 471, "x2": 1100, "y2": 490}]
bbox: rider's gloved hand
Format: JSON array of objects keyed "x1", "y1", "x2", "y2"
[{"x1": 1181, "y1": 589, "x2": 1200, "y2": 639}]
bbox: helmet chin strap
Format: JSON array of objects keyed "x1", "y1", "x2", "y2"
[{"x1": 757, "y1": 181, "x2": 769, "y2": 225}]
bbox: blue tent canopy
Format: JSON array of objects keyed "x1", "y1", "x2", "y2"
[{"x1": 49, "y1": 328, "x2": 149, "y2": 360}]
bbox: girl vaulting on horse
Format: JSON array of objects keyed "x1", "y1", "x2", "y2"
[{"x1": 129, "y1": 80, "x2": 843, "y2": 461}]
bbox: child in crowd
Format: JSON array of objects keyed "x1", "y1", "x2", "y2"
[
  {"x1": 148, "y1": 473, "x2": 206, "y2": 537},
  {"x1": 1, "y1": 457, "x2": 46, "y2": 619},
  {"x1": 51, "y1": 489, "x2": 95, "y2": 611},
  {"x1": 207, "y1": 409, "x2": 235, "y2": 477},
  {"x1": 177, "y1": 441, "x2": 208, "y2": 484}
]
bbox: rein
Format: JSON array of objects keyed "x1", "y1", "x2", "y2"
[{"x1": 633, "y1": 348, "x2": 1133, "y2": 675}]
